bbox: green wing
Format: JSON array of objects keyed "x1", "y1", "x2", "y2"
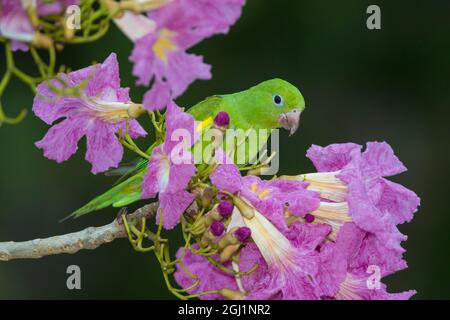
[
  {"x1": 188, "y1": 95, "x2": 221, "y2": 120},
  {"x1": 68, "y1": 96, "x2": 223, "y2": 219}
]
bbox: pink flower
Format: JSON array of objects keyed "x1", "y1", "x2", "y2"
[
  {"x1": 33, "y1": 53, "x2": 146, "y2": 174},
  {"x1": 301, "y1": 142, "x2": 420, "y2": 251},
  {"x1": 126, "y1": 0, "x2": 245, "y2": 110},
  {"x1": 141, "y1": 101, "x2": 197, "y2": 229}
]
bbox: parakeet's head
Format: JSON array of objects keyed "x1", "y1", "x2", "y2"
[{"x1": 247, "y1": 78, "x2": 305, "y2": 135}]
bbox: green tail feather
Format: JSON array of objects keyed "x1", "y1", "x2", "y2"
[{"x1": 65, "y1": 170, "x2": 146, "y2": 220}]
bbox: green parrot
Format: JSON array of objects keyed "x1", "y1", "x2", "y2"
[{"x1": 69, "y1": 78, "x2": 305, "y2": 218}]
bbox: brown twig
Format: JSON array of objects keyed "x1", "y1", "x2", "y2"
[{"x1": 0, "y1": 203, "x2": 159, "y2": 262}]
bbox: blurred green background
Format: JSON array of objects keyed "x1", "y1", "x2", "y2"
[{"x1": 0, "y1": 0, "x2": 449, "y2": 299}]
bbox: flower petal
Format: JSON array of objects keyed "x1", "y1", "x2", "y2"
[
  {"x1": 164, "y1": 101, "x2": 197, "y2": 154},
  {"x1": 130, "y1": 32, "x2": 158, "y2": 86},
  {"x1": 158, "y1": 190, "x2": 195, "y2": 229},
  {"x1": 166, "y1": 163, "x2": 196, "y2": 194},
  {"x1": 142, "y1": 145, "x2": 166, "y2": 199},
  {"x1": 374, "y1": 179, "x2": 420, "y2": 225},
  {"x1": 307, "y1": 143, "x2": 362, "y2": 172},
  {"x1": 85, "y1": 120, "x2": 124, "y2": 174},
  {"x1": 86, "y1": 53, "x2": 126, "y2": 99},
  {"x1": 143, "y1": 79, "x2": 172, "y2": 111},
  {"x1": 164, "y1": 51, "x2": 212, "y2": 98},
  {"x1": 210, "y1": 163, "x2": 242, "y2": 194},
  {"x1": 35, "y1": 117, "x2": 86, "y2": 163},
  {"x1": 362, "y1": 142, "x2": 407, "y2": 177}
]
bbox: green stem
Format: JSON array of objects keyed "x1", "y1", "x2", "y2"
[
  {"x1": 30, "y1": 47, "x2": 47, "y2": 78},
  {"x1": 48, "y1": 45, "x2": 56, "y2": 76}
]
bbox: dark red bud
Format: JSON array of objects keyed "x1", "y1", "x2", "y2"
[
  {"x1": 214, "y1": 111, "x2": 230, "y2": 127},
  {"x1": 235, "y1": 227, "x2": 251, "y2": 242},
  {"x1": 218, "y1": 201, "x2": 234, "y2": 218},
  {"x1": 305, "y1": 213, "x2": 315, "y2": 223},
  {"x1": 210, "y1": 221, "x2": 225, "y2": 237}
]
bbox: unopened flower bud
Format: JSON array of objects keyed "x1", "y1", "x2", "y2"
[
  {"x1": 200, "y1": 187, "x2": 215, "y2": 208},
  {"x1": 218, "y1": 227, "x2": 239, "y2": 249},
  {"x1": 219, "y1": 244, "x2": 240, "y2": 263},
  {"x1": 235, "y1": 227, "x2": 251, "y2": 242},
  {"x1": 210, "y1": 221, "x2": 225, "y2": 237},
  {"x1": 218, "y1": 227, "x2": 251, "y2": 249},
  {"x1": 217, "y1": 201, "x2": 234, "y2": 218},
  {"x1": 214, "y1": 111, "x2": 230, "y2": 128},
  {"x1": 201, "y1": 221, "x2": 224, "y2": 246},
  {"x1": 185, "y1": 201, "x2": 199, "y2": 217},
  {"x1": 204, "y1": 206, "x2": 222, "y2": 225},
  {"x1": 218, "y1": 288, "x2": 246, "y2": 300},
  {"x1": 304, "y1": 213, "x2": 315, "y2": 223},
  {"x1": 232, "y1": 196, "x2": 255, "y2": 219}
]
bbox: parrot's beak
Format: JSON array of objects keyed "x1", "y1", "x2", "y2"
[{"x1": 278, "y1": 109, "x2": 301, "y2": 136}]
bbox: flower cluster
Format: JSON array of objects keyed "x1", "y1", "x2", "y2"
[{"x1": 173, "y1": 142, "x2": 420, "y2": 300}]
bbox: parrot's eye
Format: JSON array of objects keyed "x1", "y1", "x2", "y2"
[{"x1": 272, "y1": 94, "x2": 283, "y2": 107}]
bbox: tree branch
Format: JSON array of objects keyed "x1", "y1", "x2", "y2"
[{"x1": 0, "y1": 203, "x2": 159, "y2": 262}]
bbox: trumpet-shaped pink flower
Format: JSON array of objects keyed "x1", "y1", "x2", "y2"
[
  {"x1": 128, "y1": 0, "x2": 246, "y2": 110},
  {"x1": 141, "y1": 101, "x2": 197, "y2": 229},
  {"x1": 33, "y1": 53, "x2": 146, "y2": 174},
  {"x1": 304, "y1": 142, "x2": 420, "y2": 251}
]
